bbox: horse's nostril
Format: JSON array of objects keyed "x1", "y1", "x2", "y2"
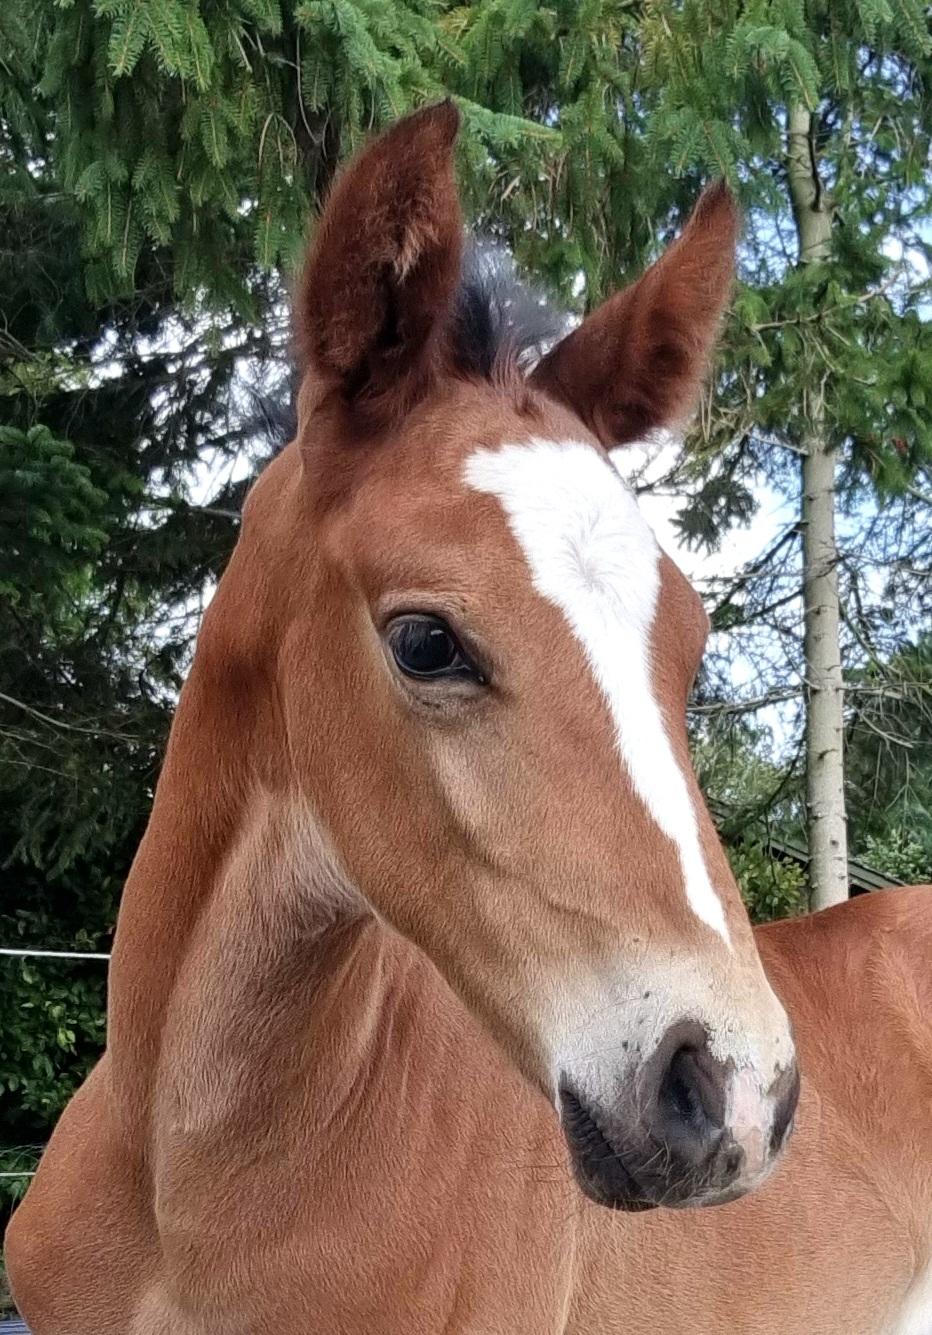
[
  {"x1": 661, "y1": 1050, "x2": 708, "y2": 1131},
  {"x1": 658, "y1": 1044, "x2": 723, "y2": 1149}
]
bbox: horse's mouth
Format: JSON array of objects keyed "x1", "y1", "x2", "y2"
[{"x1": 558, "y1": 1086, "x2": 657, "y2": 1212}]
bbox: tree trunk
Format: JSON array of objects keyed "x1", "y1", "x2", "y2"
[{"x1": 786, "y1": 104, "x2": 849, "y2": 910}]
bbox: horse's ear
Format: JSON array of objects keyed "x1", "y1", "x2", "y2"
[
  {"x1": 530, "y1": 183, "x2": 739, "y2": 446},
  {"x1": 296, "y1": 101, "x2": 463, "y2": 425}
]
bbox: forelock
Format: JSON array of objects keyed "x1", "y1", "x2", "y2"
[{"x1": 449, "y1": 240, "x2": 569, "y2": 383}]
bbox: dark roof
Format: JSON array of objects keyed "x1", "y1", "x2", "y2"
[
  {"x1": 757, "y1": 829, "x2": 904, "y2": 896},
  {"x1": 707, "y1": 799, "x2": 904, "y2": 895}
]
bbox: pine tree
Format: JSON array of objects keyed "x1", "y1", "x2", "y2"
[{"x1": 638, "y1": 0, "x2": 932, "y2": 907}]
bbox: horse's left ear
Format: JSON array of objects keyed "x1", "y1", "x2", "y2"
[
  {"x1": 296, "y1": 101, "x2": 463, "y2": 426},
  {"x1": 530, "y1": 183, "x2": 739, "y2": 446}
]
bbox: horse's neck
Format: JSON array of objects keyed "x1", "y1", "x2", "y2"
[
  {"x1": 148, "y1": 793, "x2": 341, "y2": 1102},
  {"x1": 105, "y1": 651, "x2": 411, "y2": 1158}
]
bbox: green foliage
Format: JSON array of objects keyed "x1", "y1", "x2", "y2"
[
  {"x1": 727, "y1": 842, "x2": 809, "y2": 922},
  {"x1": 10, "y1": 0, "x2": 580, "y2": 307},
  {"x1": 846, "y1": 636, "x2": 932, "y2": 879},
  {"x1": 0, "y1": 37, "x2": 256, "y2": 1210},
  {"x1": 693, "y1": 721, "x2": 810, "y2": 919},
  {"x1": 694, "y1": 677, "x2": 932, "y2": 921},
  {"x1": 636, "y1": 0, "x2": 932, "y2": 554},
  {"x1": 861, "y1": 829, "x2": 931, "y2": 884},
  {"x1": 0, "y1": 426, "x2": 108, "y2": 607},
  {"x1": 0, "y1": 940, "x2": 106, "y2": 1123}
]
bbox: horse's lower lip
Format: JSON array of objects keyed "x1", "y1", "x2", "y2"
[{"x1": 558, "y1": 1086, "x2": 657, "y2": 1212}]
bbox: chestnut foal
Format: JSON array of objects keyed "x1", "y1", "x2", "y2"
[{"x1": 6, "y1": 105, "x2": 930, "y2": 1335}]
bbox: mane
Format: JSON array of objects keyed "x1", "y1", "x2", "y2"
[{"x1": 262, "y1": 238, "x2": 568, "y2": 456}]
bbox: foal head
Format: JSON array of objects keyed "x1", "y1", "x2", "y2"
[{"x1": 226, "y1": 103, "x2": 797, "y2": 1210}]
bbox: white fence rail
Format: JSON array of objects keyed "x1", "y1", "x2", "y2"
[{"x1": 0, "y1": 947, "x2": 110, "y2": 961}]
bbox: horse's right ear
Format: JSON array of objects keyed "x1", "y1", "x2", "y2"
[{"x1": 296, "y1": 102, "x2": 463, "y2": 427}]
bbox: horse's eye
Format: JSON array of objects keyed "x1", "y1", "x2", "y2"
[{"x1": 387, "y1": 615, "x2": 484, "y2": 683}]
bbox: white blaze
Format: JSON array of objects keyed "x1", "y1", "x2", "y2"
[{"x1": 464, "y1": 437, "x2": 729, "y2": 943}]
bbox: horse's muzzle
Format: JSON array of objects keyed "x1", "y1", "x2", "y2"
[{"x1": 559, "y1": 1023, "x2": 799, "y2": 1211}]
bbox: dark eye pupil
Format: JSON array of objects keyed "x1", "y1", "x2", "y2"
[{"x1": 392, "y1": 618, "x2": 458, "y2": 676}]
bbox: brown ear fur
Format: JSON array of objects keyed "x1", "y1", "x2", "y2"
[
  {"x1": 295, "y1": 101, "x2": 463, "y2": 425},
  {"x1": 530, "y1": 182, "x2": 739, "y2": 446}
]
